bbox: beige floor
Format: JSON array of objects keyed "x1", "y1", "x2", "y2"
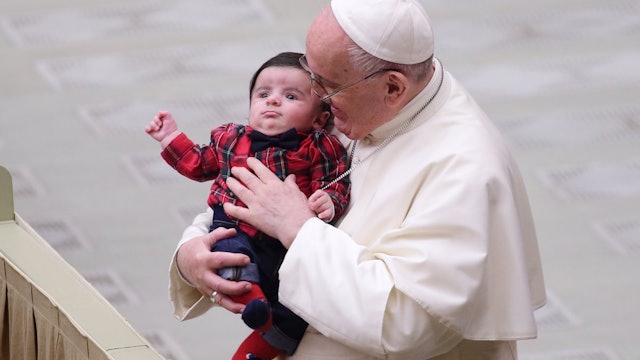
[{"x1": 1, "y1": 0, "x2": 639, "y2": 359}]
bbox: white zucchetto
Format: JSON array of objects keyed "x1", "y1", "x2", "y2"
[{"x1": 331, "y1": 0, "x2": 435, "y2": 64}]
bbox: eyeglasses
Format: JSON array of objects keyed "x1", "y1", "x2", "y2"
[{"x1": 299, "y1": 55, "x2": 399, "y2": 104}]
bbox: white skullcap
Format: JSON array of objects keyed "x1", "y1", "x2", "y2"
[{"x1": 331, "y1": 0, "x2": 434, "y2": 64}]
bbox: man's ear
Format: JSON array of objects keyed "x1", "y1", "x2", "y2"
[
  {"x1": 312, "y1": 110, "x2": 332, "y2": 130},
  {"x1": 384, "y1": 71, "x2": 409, "y2": 107}
]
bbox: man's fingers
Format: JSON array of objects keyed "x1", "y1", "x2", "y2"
[
  {"x1": 225, "y1": 176, "x2": 255, "y2": 208},
  {"x1": 216, "y1": 278, "x2": 251, "y2": 297},
  {"x1": 200, "y1": 227, "x2": 235, "y2": 250},
  {"x1": 208, "y1": 227, "x2": 237, "y2": 245},
  {"x1": 230, "y1": 163, "x2": 262, "y2": 189},
  {"x1": 218, "y1": 294, "x2": 246, "y2": 314},
  {"x1": 283, "y1": 173, "x2": 297, "y2": 186},
  {"x1": 199, "y1": 231, "x2": 218, "y2": 249},
  {"x1": 207, "y1": 246, "x2": 249, "y2": 269},
  {"x1": 222, "y1": 201, "x2": 248, "y2": 223},
  {"x1": 229, "y1": 157, "x2": 283, "y2": 190},
  {"x1": 246, "y1": 157, "x2": 280, "y2": 183},
  {"x1": 227, "y1": 157, "x2": 290, "y2": 205}
]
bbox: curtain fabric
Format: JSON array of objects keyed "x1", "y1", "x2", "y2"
[{"x1": 0, "y1": 257, "x2": 98, "y2": 360}]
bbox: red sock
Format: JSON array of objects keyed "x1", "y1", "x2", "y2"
[
  {"x1": 231, "y1": 282, "x2": 267, "y2": 305},
  {"x1": 232, "y1": 330, "x2": 281, "y2": 360}
]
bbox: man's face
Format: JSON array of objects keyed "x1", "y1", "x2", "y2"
[{"x1": 305, "y1": 10, "x2": 388, "y2": 140}]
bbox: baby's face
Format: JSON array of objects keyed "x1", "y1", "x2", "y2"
[{"x1": 248, "y1": 67, "x2": 327, "y2": 136}]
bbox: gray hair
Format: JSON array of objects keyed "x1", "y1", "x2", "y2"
[{"x1": 346, "y1": 42, "x2": 432, "y2": 83}]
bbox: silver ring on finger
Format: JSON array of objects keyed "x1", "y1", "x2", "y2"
[{"x1": 210, "y1": 290, "x2": 218, "y2": 304}]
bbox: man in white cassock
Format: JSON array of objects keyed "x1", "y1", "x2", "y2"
[{"x1": 168, "y1": 0, "x2": 546, "y2": 359}]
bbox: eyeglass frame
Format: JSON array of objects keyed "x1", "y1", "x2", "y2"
[{"x1": 299, "y1": 55, "x2": 400, "y2": 103}]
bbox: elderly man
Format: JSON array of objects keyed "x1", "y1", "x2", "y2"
[{"x1": 169, "y1": 0, "x2": 546, "y2": 359}]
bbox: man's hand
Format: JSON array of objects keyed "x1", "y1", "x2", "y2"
[
  {"x1": 223, "y1": 157, "x2": 315, "y2": 248},
  {"x1": 176, "y1": 227, "x2": 251, "y2": 313}
]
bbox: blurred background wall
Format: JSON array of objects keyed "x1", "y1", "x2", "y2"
[{"x1": 1, "y1": 0, "x2": 639, "y2": 359}]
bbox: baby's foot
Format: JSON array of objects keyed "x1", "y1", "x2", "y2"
[{"x1": 242, "y1": 299, "x2": 272, "y2": 330}]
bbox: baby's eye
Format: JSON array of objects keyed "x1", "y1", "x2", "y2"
[
  {"x1": 258, "y1": 92, "x2": 269, "y2": 98},
  {"x1": 285, "y1": 93, "x2": 297, "y2": 100}
]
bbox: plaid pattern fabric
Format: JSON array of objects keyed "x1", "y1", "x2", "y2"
[{"x1": 161, "y1": 123, "x2": 351, "y2": 236}]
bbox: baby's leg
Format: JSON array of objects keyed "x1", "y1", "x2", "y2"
[{"x1": 232, "y1": 330, "x2": 281, "y2": 360}]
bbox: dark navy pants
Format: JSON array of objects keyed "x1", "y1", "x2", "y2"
[{"x1": 210, "y1": 206, "x2": 307, "y2": 355}]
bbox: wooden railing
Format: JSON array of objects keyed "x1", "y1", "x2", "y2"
[{"x1": 0, "y1": 166, "x2": 165, "y2": 360}]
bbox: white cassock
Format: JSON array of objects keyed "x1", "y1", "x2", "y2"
[{"x1": 168, "y1": 59, "x2": 546, "y2": 360}]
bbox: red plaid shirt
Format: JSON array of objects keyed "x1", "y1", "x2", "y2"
[{"x1": 161, "y1": 123, "x2": 351, "y2": 237}]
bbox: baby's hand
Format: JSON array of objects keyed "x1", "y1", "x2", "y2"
[
  {"x1": 145, "y1": 111, "x2": 179, "y2": 147},
  {"x1": 308, "y1": 190, "x2": 335, "y2": 222}
]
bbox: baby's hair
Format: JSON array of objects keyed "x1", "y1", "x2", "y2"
[{"x1": 249, "y1": 52, "x2": 332, "y2": 115}]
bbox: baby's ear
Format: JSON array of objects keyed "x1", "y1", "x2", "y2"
[{"x1": 312, "y1": 110, "x2": 332, "y2": 130}]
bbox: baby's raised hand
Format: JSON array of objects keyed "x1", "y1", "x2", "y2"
[{"x1": 145, "y1": 111, "x2": 179, "y2": 145}]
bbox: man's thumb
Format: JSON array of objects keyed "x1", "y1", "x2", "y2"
[{"x1": 285, "y1": 174, "x2": 297, "y2": 185}]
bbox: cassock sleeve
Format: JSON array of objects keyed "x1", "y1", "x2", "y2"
[
  {"x1": 278, "y1": 218, "x2": 462, "y2": 359},
  {"x1": 168, "y1": 207, "x2": 215, "y2": 320}
]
